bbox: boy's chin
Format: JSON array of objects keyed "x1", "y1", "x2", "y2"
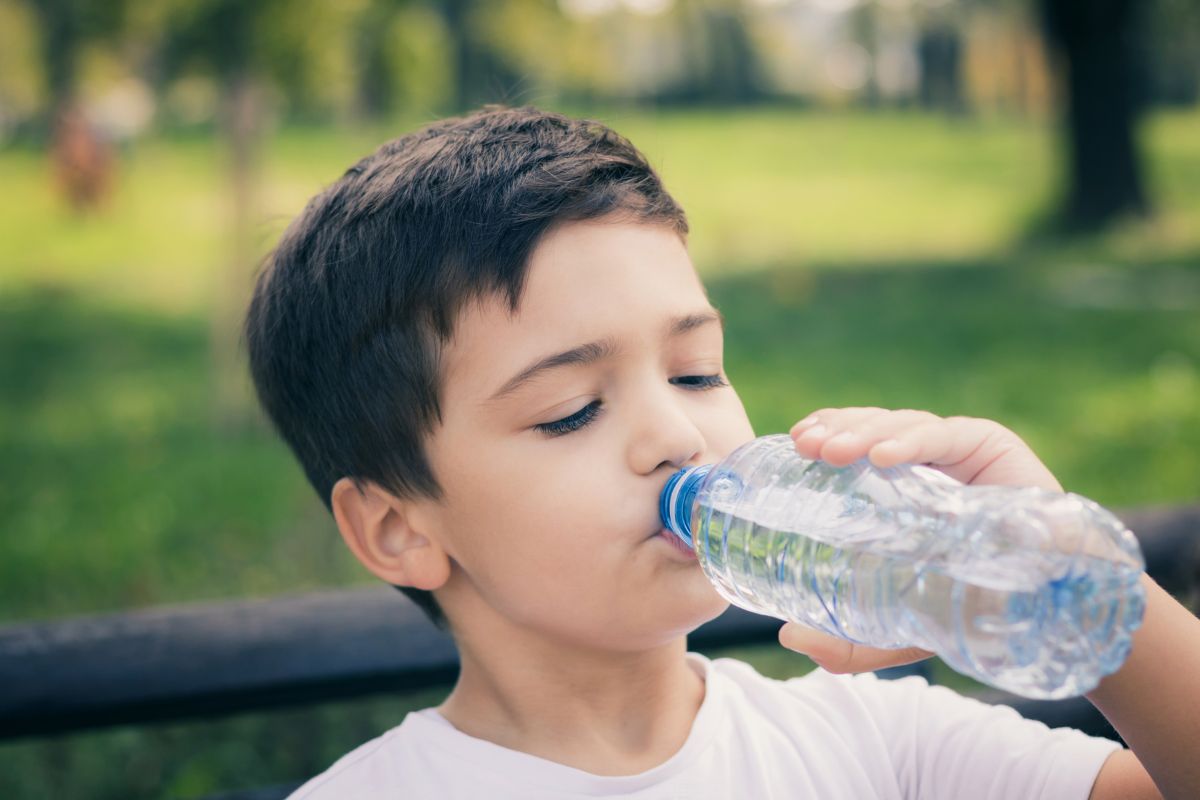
[
  {"x1": 618, "y1": 596, "x2": 729, "y2": 653},
  {"x1": 660, "y1": 581, "x2": 730, "y2": 634}
]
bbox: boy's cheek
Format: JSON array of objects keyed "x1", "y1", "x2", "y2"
[{"x1": 708, "y1": 397, "x2": 757, "y2": 456}]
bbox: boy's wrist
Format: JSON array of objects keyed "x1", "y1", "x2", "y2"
[{"x1": 1085, "y1": 572, "x2": 1200, "y2": 797}]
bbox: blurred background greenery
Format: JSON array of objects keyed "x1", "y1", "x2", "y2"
[{"x1": 1, "y1": 0, "x2": 1198, "y2": 797}]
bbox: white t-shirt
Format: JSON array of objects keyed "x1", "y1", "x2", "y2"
[{"x1": 289, "y1": 652, "x2": 1121, "y2": 799}]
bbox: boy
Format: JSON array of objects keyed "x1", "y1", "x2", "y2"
[{"x1": 244, "y1": 106, "x2": 1197, "y2": 798}]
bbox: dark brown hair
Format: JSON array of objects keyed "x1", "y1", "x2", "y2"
[{"x1": 243, "y1": 105, "x2": 688, "y2": 629}]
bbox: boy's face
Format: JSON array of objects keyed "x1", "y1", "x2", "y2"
[{"x1": 424, "y1": 218, "x2": 756, "y2": 651}]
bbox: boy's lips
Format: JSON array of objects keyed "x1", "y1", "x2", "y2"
[{"x1": 653, "y1": 527, "x2": 698, "y2": 560}]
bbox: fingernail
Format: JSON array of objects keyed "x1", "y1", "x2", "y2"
[
  {"x1": 779, "y1": 625, "x2": 828, "y2": 658},
  {"x1": 798, "y1": 424, "x2": 828, "y2": 438},
  {"x1": 827, "y1": 431, "x2": 856, "y2": 445},
  {"x1": 778, "y1": 625, "x2": 809, "y2": 652},
  {"x1": 790, "y1": 417, "x2": 819, "y2": 437}
]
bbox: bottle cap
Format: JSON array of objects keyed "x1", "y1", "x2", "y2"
[{"x1": 659, "y1": 464, "x2": 713, "y2": 548}]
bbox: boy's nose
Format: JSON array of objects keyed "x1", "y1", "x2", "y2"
[{"x1": 627, "y1": 387, "x2": 706, "y2": 476}]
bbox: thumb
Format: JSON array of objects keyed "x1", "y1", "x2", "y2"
[{"x1": 778, "y1": 622, "x2": 934, "y2": 675}]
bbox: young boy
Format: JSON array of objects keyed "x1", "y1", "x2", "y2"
[{"x1": 244, "y1": 106, "x2": 1197, "y2": 798}]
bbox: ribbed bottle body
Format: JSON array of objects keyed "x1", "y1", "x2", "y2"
[{"x1": 685, "y1": 435, "x2": 1145, "y2": 699}]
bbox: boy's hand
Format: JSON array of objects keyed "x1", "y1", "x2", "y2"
[{"x1": 777, "y1": 407, "x2": 1063, "y2": 673}]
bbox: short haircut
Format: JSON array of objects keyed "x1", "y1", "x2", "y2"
[{"x1": 243, "y1": 105, "x2": 689, "y2": 630}]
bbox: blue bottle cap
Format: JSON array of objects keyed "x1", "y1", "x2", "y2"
[{"x1": 659, "y1": 464, "x2": 713, "y2": 549}]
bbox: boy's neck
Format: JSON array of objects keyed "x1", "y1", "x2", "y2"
[{"x1": 435, "y1": 630, "x2": 706, "y2": 776}]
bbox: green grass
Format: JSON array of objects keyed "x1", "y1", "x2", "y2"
[
  {"x1": 1, "y1": 108, "x2": 1198, "y2": 798},
  {"x1": 2, "y1": 108, "x2": 1198, "y2": 308},
  {"x1": 0, "y1": 289, "x2": 364, "y2": 620}
]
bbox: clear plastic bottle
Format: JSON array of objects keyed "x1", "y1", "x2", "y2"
[{"x1": 659, "y1": 434, "x2": 1146, "y2": 699}]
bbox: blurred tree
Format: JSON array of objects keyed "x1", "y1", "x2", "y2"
[
  {"x1": 1146, "y1": 0, "x2": 1200, "y2": 106},
  {"x1": 155, "y1": 0, "x2": 356, "y2": 429},
  {"x1": 701, "y1": 2, "x2": 763, "y2": 104},
  {"x1": 158, "y1": 1, "x2": 274, "y2": 429},
  {"x1": 438, "y1": 0, "x2": 521, "y2": 111},
  {"x1": 670, "y1": 0, "x2": 763, "y2": 105},
  {"x1": 355, "y1": 0, "x2": 407, "y2": 119},
  {"x1": 472, "y1": 0, "x2": 577, "y2": 103},
  {"x1": 848, "y1": 1, "x2": 881, "y2": 108},
  {"x1": 1037, "y1": 0, "x2": 1150, "y2": 230},
  {"x1": 351, "y1": 0, "x2": 455, "y2": 120},
  {"x1": 917, "y1": 23, "x2": 965, "y2": 114},
  {"x1": 27, "y1": 0, "x2": 126, "y2": 126}
]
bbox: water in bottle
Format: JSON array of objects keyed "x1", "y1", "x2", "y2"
[{"x1": 659, "y1": 434, "x2": 1146, "y2": 699}]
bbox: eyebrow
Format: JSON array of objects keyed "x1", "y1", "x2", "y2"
[{"x1": 484, "y1": 309, "x2": 725, "y2": 406}]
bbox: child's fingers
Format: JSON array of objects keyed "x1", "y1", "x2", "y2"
[
  {"x1": 792, "y1": 407, "x2": 890, "y2": 460},
  {"x1": 778, "y1": 622, "x2": 934, "y2": 674},
  {"x1": 865, "y1": 419, "x2": 959, "y2": 468},
  {"x1": 865, "y1": 437, "x2": 921, "y2": 468},
  {"x1": 792, "y1": 409, "x2": 1063, "y2": 494},
  {"x1": 833, "y1": 416, "x2": 992, "y2": 473},
  {"x1": 793, "y1": 408, "x2": 937, "y2": 444},
  {"x1": 866, "y1": 417, "x2": 1057, "y2": 490},
  {"x1": 868, "y1": 417, "x2": 981, "y2": 468},
  {"x1": 791, "y1": 407, "x2": 886, "y2": 438},
  {"x1": 795, "y1": 409, "x2": 946, "y2": 467}
]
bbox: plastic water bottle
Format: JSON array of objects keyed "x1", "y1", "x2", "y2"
[{"x1": 659, "y1": 434, "x2": 1146, "y2": 699}]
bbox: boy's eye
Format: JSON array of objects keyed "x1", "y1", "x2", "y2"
[
  {"x1": 670, "y1": 374, "x2": 728, "y2": 390},
  {"x1": 532, "y1": 374, "x2": 728, "y2": 438},
  {"x1": 534, "y1": 400, "x2": 603, "y2": 438}
]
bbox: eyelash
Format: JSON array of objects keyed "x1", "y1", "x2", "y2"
[{"x1": 533, "y1": 374, "x2": 729, "y2": 438}]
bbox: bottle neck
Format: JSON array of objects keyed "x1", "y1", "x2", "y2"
[{"x1": 660, "y1": 464, "x2": 713, "y2": 548}]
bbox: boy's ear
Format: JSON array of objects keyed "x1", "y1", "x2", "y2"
[{"x1": 330, "y1": 477, "x2": 451, "y2": 591}]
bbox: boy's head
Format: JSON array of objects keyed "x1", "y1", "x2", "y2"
[{"x1": 245, "y1": 106, "x2": 755, "y2": 647}]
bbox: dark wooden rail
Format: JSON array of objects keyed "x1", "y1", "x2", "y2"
[{"x1": 1, "y1": 505, "x2": 1196, "y2": 798}]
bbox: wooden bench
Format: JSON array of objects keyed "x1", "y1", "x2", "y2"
[{"x1": 3, "y1": 505, "x2": 1196, "y2": 799}]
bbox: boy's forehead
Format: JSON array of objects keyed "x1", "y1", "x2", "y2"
[{"x1": 441, "y1": 220, "x2": 712, "y2": 402}]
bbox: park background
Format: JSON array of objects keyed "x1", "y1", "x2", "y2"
[{"x1": 1, "y1": 0, "x2": 1198, "y2": 797}]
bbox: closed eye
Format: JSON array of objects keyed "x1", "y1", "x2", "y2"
[
  {"x1": 533, "y1": 374, "x2": 728, "y2": 438},
  {"x1": 533, "y1": 400, "x2": 603, "y2": 438},
  {"x1": 670, "y1": 374, "x2": 728, "y2": 390}
]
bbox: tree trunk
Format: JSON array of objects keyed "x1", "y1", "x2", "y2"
[
  {"x1": 703, "y1": 7, "x2": 761, "y2": 105},
  {"x1": 1038, "y1": 0, "x2": 1149, "y2": 230},
  {"x1": 210, "y1": 72, "x2": 261, "y2": 432},
  {"x1": 441, "y1": 0, "x2": 477, "y2": 112},
  {"x1": 918, "y1": 24, "x2": 965, "y2": 114},
  {"x1": 355, "y1": 0, "x2": 400, "y2": 120},
  {"x1": 30, "y1": 0, "x2": 81, "y2": 126}
]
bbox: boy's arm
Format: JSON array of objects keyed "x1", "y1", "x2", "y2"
[
  {"x1": 1084, "y1": 572, "x2": 1200, "y2": 800},
  {"x1": 780, "y1": 408, "x2": 1197, "y2": 799}
]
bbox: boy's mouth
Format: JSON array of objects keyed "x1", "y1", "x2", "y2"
[{"x1": 654, "y1": 527, "x2": 698, "y2": 560}]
